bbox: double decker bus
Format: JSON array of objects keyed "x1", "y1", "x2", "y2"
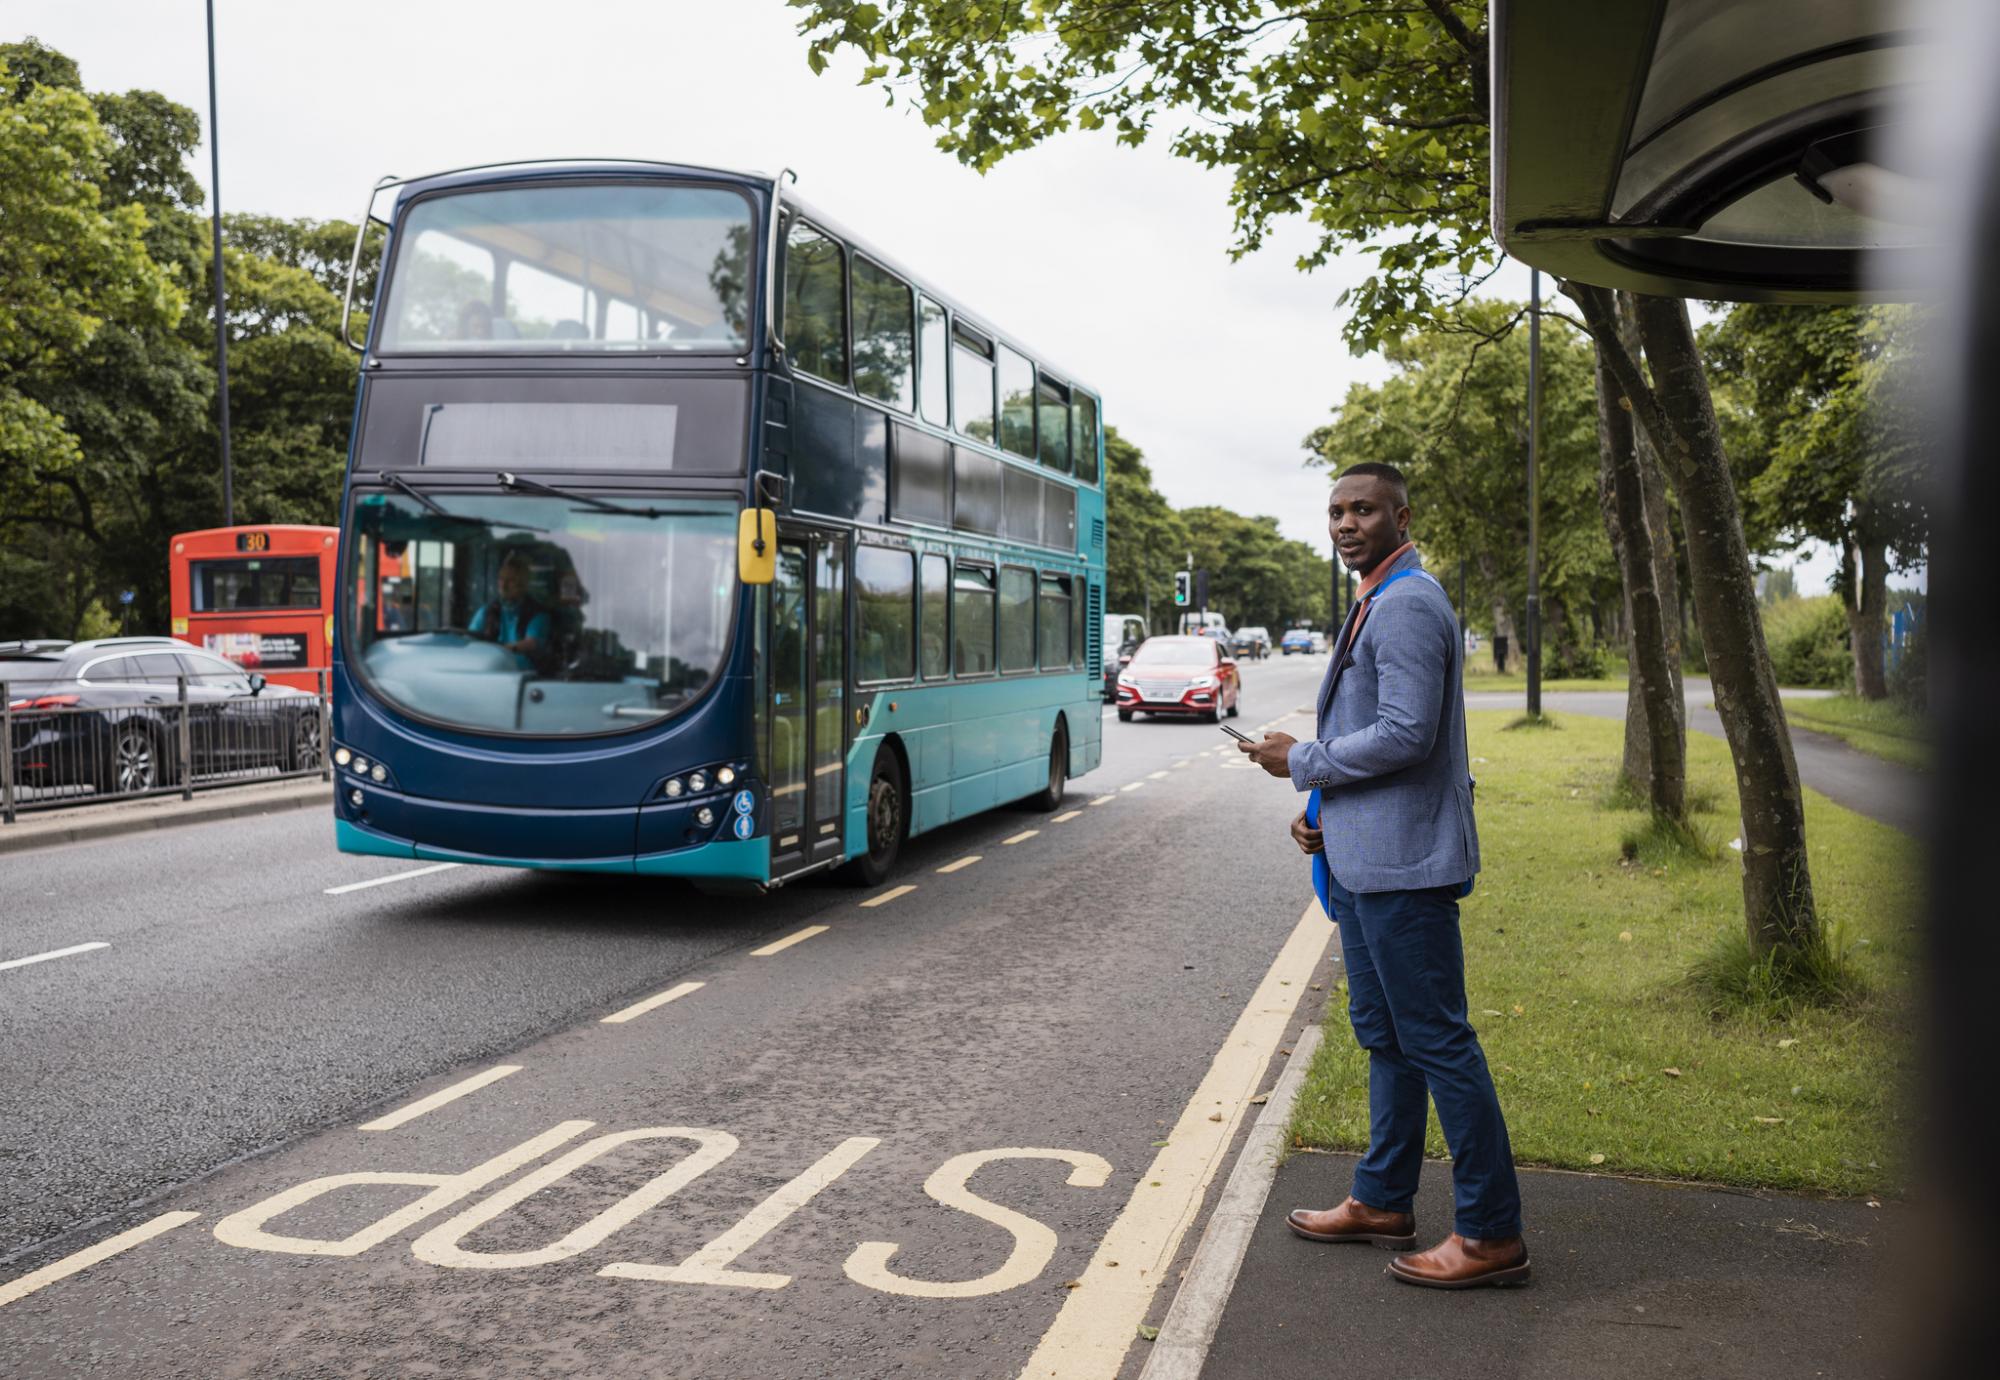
[
  {"x1": 170, "y1": 525, "x2": 339, "y2": 692},
  {"x1": 331, "y1": 161, "x2": 1106, "y2": 887}
]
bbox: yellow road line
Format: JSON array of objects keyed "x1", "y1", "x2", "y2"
[
  {"x1": 1089, "y1": 795, "x2": 1116, "y2": 806},
  {"x1": 1147, "y1": 770, "x2": 1170, "y2": 780},
  {"x1": 361, "y1": 1065, "x2": 524, "y2": 1130},
  {"x1": 861, "y1": 886, "x2": 917, "y2": 908},
  {"x1": 0, "y1": 1212, "x2": 200, "y2": 1309},
  {"x1": 1052, "y1": 810, "x2": 1082, "y2": 823},
  {"x1": 1120, "y1": 782, "x2": 1145, "y2": 792},
  {"x1": 752, "y1": 924, "x2": 830, "y2": 954},
  {"x1": 1173, "y1": 761, "x2": 1192, "y2": 769},
  {"x1": 1016, "y1": 899, "x2": 1330, "y2": 1380},
  {"x1": 599, "y1": 982, "x2": 705, "y2": 1027},
  {"x1": 937, "y1": 855, "x2": 982, "y2": 874},
  {"x1": 1002, "y1": 830, "x2": 1039, "y2": 845}
]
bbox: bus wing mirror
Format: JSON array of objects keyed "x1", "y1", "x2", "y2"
[{"x1": 739, "y1": 509, "x2": 777, "y2": 585}]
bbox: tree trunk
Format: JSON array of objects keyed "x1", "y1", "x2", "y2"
[
  {"x1": 1571, "y1": 285, "x2": 1818, "y2": 952},
  {"x1": 1848, "y1": 534, "x2": 1890, "y2": 700},
  {"x1": 1583, "y1": 294, "x2": 1686, "y2": 819}
]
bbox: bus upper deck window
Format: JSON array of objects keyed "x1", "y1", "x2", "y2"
[{"x1": 378, "y1": 183, "x2": 754, "y2": 355}]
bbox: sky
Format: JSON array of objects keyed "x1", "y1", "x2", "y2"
[{"x1": 7, "y1": 0, "x2": 1855, "y2": 589}]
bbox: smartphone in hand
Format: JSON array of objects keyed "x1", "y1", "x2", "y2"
[{"x1": 1220, "y1": 724, "x2": 1255, "y2": 743}]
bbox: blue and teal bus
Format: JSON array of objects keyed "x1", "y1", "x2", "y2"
[{"x1": 329, "y1": 161, "x2": 1106, "y2": 887}]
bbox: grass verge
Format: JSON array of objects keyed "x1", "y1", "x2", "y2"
[
  {"x1": 1463, "y1": 670, "x2": 1630, "y2": 694},
  {"x1": 1782, "y1": 694, "x2": 1928, "y2": 771},
  {"x1": 1289, "y1": 710, "x2": 1918, "y2": 1198}
]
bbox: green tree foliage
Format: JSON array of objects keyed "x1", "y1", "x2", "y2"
[
  {"x1": 1304, "y1": 302, "x2": 1617, "y2": 673},
  {"x1": 0, "y1": 42, "x2": 363, "y2": 641},
  {"x1": 1703, "y1": 305, "x2": 1927, "y2": 698},
  {"x1": 790, "y1": 0, "x2": 1494, "y2": 353},
  {"x1": 1103, "y1": 426, "x2": 1188, "y2": 628}
]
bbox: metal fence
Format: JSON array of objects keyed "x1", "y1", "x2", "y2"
[{"x1": 1, "y1": 672, "x2": 331, "y2": 823}]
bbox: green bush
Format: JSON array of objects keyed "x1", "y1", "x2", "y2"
[{"x1": 1762, "y1": 595, "x2": 1851, "y2": 689}]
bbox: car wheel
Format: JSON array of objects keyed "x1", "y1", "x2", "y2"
[
  {"x1": 1026, "y1": 727, "x2": 1068, "y2": 811},
  {"x1": 838, "y1": 749, "x2": 907, "y2": 887},
  {"x1": 287, "y1": 712, "x2": 324, "y2": 772},
  {"x1": 1227, "y1": 694, "x2": 1241, "y2": 718},
  {"x1": 1117, "y1": 708, "x2": 1133, "y2": 722},
  {"x1": 104, "y1": 722, "x2": 165, "y2": 795}
]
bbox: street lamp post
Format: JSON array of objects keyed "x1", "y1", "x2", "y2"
[
  {"x1": 1526, "y1": 268, "x2": 1543, "y2": 717},
  {"x1": 206, "y1": 0, "x2": 234, "y2": 526}
]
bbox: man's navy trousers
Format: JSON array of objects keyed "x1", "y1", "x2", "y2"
[{"x1": 1325, "y1": 872, "x2": 1523, "y2": 1239}]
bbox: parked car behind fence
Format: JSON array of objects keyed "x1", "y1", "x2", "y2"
[{"x1": 2, "y1": 637, "x2": 329, "y2": 821}]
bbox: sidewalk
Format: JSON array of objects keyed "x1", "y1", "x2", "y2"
[
  {"x1": 1182, "y1": 1146, "x2": 1898, "y2": 1380},
  {"x1": 0, "y1": 777, "x2": 330, "y2": 855}
]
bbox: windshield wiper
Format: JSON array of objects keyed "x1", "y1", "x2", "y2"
[
  {"x1": 497, "y1": 472, "x2": 675, "y2": 519},
  {"x1": 377, "y1": 470, "x2": 455, "y2": 520},
  {"x1": 375, "y1": 471, "x2": 548, "y2": 533}
]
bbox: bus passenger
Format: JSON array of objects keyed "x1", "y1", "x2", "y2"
[
  {"x1": 456, "y1": 300, "x2": 494, "y2": 340},
  {"x1": 470, "y1": 552, "x2": 552, "y2": 671}
]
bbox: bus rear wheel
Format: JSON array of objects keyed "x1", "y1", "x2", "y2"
[
  {"x1": 839, "y1": 749, "x2": 907, "y2": 888},
  {"x1": 1026, "y1": 727, "x2": 1068, "y2": 811}
]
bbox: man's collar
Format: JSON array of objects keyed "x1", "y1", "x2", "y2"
[{"x1": 1358, "y1": 541, "x2": 1419, "y2": 596}]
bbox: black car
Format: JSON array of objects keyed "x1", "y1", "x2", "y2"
[{"x1": 3, "y1": 637, "x2": 323, "y2": 796}]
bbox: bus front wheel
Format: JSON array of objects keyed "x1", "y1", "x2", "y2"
[{"x1": 839, "y1": 749, "x2": 907, "y2": 888}]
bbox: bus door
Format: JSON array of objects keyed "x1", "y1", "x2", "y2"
[{"x1": 768, "y1": 529, "x2": 848, "y2": 879}]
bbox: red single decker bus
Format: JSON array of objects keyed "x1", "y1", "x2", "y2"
[{"x1": 169, "y1": 526, "x2": 339, "y2": 692}]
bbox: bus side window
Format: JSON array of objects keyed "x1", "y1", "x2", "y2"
[
  {"x1": 855, "y1": 544, "x2": 915, "y2": 683},
  {"x1": 998, "y1": 345, "x2": 1035, "y2": 460},
  {"x1": 1039, "y1": 574, "x2": 1073, "y2": 670},
  {"x1": 998, "y1": 566, "x2": 1035, "y2": 674},
  {"x1": 784, "y1": 221, "x2": 848, "y2": 385},
  {"x1": 1037, "y1": 373, "x2": 1071, "y2": 473},
  {"x1": 852, "y1": 257, "x2": 915, "y2": 413},
  {"x1": 1073, "y1": 392, "x2": 1101, "y2": 485},
  {"x1": 953, "y1": 565, "x2": 995, "y2": 676},
  {"x1": 918, "y1": 296, "x2": 950, "y2": 427},
  {"x1": 952, "y1": 322, "x2": 995, "y2": 442},
  {"x1": 921, "y1": 554, "x2": 949, "y2": 680}
]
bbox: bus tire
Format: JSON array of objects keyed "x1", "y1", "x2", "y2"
[
  {"x1": 839, "y1": 747, "x2": 907, "y2": 888},
  {"x1": 1026, "y1": 726, "x2": 1068, "y2": 812}
]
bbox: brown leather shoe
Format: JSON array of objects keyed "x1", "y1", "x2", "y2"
[
  {"x1": 1386, "y1": 1233, "x2": 1531, "y2": 1289},
  {"x1": 1284, "y1": 1196, "x2": 1416, "y2": 1249}
]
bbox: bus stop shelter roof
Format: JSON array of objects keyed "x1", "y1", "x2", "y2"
[{"x1": 1490, "y1": 0, "x2": 1926, "y2": 302}]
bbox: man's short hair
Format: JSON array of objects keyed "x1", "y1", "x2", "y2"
[
  {"x1": 498, "y1": 550, "x2": 534, "y2": 577},
  {"x1": 1335, "y1": 462, "x2": 1410, "y2": 508}
]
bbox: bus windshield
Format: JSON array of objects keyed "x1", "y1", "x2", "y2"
[
  {"x1": 343, "y1": 490, "x2": 738, "y2": 735},
  {"x1": 378, "y1": 183, "x2": 754, "y2": 355}
]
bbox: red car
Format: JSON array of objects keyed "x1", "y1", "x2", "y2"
[{"x1": 1115, "y1": 636, "x2": 1241, "y2": 723}]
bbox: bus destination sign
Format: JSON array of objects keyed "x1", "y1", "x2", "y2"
[{"x1": 236, "y1": 531, "x2": 271, "y2": 553}]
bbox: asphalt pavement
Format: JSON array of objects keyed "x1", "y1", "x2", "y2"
[{"x1": 0, "y1": 654, "x2": 1336, "y2": 1379}]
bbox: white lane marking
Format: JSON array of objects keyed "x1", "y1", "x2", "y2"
[
  {"x1": 752, "y1": 925, "x2": 829, "y2": 954},
  {"x1": 0, "y1": 941, "x2": 108, "y2": 974},
  {"x1": 1017, "y1": 899, "x2": 1330, "y2": 1378},
  {"x1": 1120, "y1": 782, "x2": 1145, "y2": 792},
  {"x1": 1002, "y1": 830, "x2": 1039, "y2": 845},
  {"x1": 861, "y1": 885, "x2": 916, "y2": 909},
  {"x1": 360, "y1": 1066, "x2": 524, "y2": 1131},
  {"x1": 0, "y1": 1211, "x2": 200, "y2": 1309},
  {"x1": 1173, "y1": 761, "x2": 1193, "y2": 769},
  {"x1": 1089, "y1": 794, "x2": 1116, "y2": 806},
  {"x1": 600, "y1": 982, "x2": 705, "y2": 1026},
  {"x1": 847, "y1": 1149, "x2": 1113, "y2": 1299},
  {"x1": 604, "y1": 1136, "x2": 881, "y2": 1290},
  {"x1": 937, "y1": 855, "x2": 982, "y2": 874},
  {"x1": 324, "y1": 862, "x2": 462, "y2": 896},
  {"x1": 1052, "y1": 810, "x2": 1082, "y2": 823},
  {"x1": 1147, "y1": 770, "x2": 1170, "y2": 780}
]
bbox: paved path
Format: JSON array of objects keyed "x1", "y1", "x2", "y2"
[
  {"x1": 1201, "y1": 1150, "x2": 1899, "y2": 1380},
  {"x1": 1466, "y1": 679, "x2": 1922, "y2": 835}
]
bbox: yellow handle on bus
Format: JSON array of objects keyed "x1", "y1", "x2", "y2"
[{"x1": 738, "y1": 508, "x2": 777, "y2": 585}]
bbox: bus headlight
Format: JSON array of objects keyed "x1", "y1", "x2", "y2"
[
  {"x1": 370, "y1": 763, "x2": 387, "y2": 783},
  {"x1": 717, "y1": 766, "x2": 736, "y2": 786},
  {"x1": 663, "y1": 777, "x2": 684, "y2": 798},
  {"x1": 348, "y1": 789, "x2": 364, "y2": 808},
  {"x1": 689, "y1": 770, "x2": 709, "y2": 793},
  {"x1": 696, "y1": 806, "x2": 716, "y2": 827},
  {"x1": 334, "y1": 747, "x2": 352, "y2": 767}
]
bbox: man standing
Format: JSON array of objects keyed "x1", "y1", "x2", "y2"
[{"x1": 1237, "y1": 462, "x2": 1528, "y2": 1289}]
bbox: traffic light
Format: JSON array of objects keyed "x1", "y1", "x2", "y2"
[{"x1": 1173, "y1": 570, "x2": 1191, "y2": 606}]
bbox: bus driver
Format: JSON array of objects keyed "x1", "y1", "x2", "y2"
[{"x1": 470, "y1": 552, "x2": 552, "y2": 671}]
